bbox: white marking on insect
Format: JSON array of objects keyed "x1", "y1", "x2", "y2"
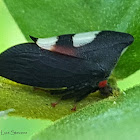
[
  {"x1": 121, "y1": 47, "x2": 128, "y2": 56},
  {"x1": 0, "y1": 108, "x2": 15, "y2": 118},
  {"x1": 37, "y1": 36, "x2": 58, "y2": 50},
  {"x1": 73, "y1": 31, "x2": 100, "y2": 47}
]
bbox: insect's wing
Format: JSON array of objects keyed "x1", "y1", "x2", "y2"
[
  {"x1": 0, "y1": 31, "x2": 134, "y2": 89},
  {"x1": 31, "y1": 31, "x2": 133, "y2": 59},
  {"x1": 77, "y1": 31, "x2": 134, "y2": 76},
  {"x1": 0, "y1": 43, "x2": 102, "y2": 88},
  {"x1": 30, "y1": 31, "x2": 134, "y2": 78}
]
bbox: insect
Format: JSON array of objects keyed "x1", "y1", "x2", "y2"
[{"x1": 0, "y1": 31, "x2": 134, "y2": 110}]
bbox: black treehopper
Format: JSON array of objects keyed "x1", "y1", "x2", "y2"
[{"x1": 0, "y1": 31, "x2": 134, "y2": 106}]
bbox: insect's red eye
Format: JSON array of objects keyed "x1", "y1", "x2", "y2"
[{"x1": 98, "y1": 80, "x2": 107, "y2": 88}]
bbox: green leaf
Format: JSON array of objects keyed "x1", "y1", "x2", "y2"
[
  {"x1": 1, "y1": 1, "x2": 140, "y2": 139},
  {"x1": 3, "y1": 0, "x2": 140, "y2": 79},
  {"x1": 0, "y1": 76, "x2": 110, "y2": 121},
  {"x1": 0, "y1": 1, "x2": 118, "y2": 121},
  {"x1": 0, "y1": 116, "x2": 52, "y2": 140},
  {"x1": 32, "y1": 85, "x2": 140, "y2": 140},
  {"x1": 0, "y1": 0, "x2": 26, "y2": 53}
]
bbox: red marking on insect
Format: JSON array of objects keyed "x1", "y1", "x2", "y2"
[
  {"x1": 98, "y1": 80, "x2": 107, "y2": 88},
  {"x1": 51, "y1": 45, "x2": 77, "y2": 56},
  {"x1": 51, "y1": 102, "x2": 58, "y2": 107}
]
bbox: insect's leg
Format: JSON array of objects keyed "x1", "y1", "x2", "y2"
[
  {"x1": 75, "y1": 86, "x2": 99, "y2": 102},
  {"x1": 60, "y1": 87, "x2": 89, "y2": 111},
  {"x1": 71, "y1": 104, "x2": 77, "y2": 111},
  {"x1": 51, "y1": 89, "x2": 78, "y2": 108},
  {"x1": 61, "y1": 85, "x2": 98, "y2": 101},
  {"x1": 61, "y1": 90, "x2": 76, "y2": 100},
  {"x1": 51, "y1": 90, "x2": 76, "y2": 108},
  {"x1": 70, "y1": 86, "x2": 98, "y2": 111},
  {"x1": 51, "y1": 99, "x2": 61, "y2": 107},
  {"x1": 33, "y1": 87, "x2": 49, "y2": 92},
  {"x1": 50, "y1": 88, "x2": 71, "y2": 95},
  {"x1": 51, "y1": 88, "x2": 75, "y2": 107},
  {"x1": 75, "y1": 93, "x2": 89, "y2": 102}
]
